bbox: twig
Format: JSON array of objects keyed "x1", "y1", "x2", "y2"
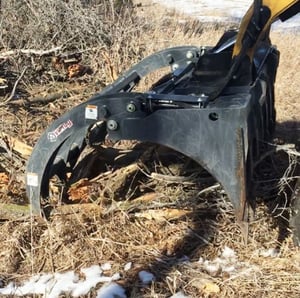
[
  {"x1": 0, "y1": 46, "x2": 62, "y2": 59},
  {"x1": 150, "y1": 172, "x2": 196, "y2": 184},
  {"x1": 187, "y1": 227, "x2": 210, "y2": 245},
  {"x1": 273, "y1": 143, "x2": 300, "y2": 156},
  {"x1": 1, "y1": 67, "x2": 27, "y2": 104},
  {"x1": 134, "y1": 208, "x2": 193, "y2": 221},
  {"x1": 197, "y1": 183, "x2": 221, "y2": 196},
  {"x1": 254, "y1": 143, "x2": 300, "y2": 168},
  {"x1": 28, "y1": 90, "x2": 72, "y2": 104},
  {"x1": 8, "y1": 85, "x2": 84, "y2": 106}
]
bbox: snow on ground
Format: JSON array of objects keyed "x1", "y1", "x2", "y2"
[
  {"x1": 0, "y1": 264, "x2": 123, "y2": 298},
  {"x1": 155, "y1": 0, "x2": 252, "y2": 20},
  {"x1": 154, "y1": 0, "x2": 300, "y2": 31},
  {"x1": 0, "y1": 246, "x2": 273, "y2": 297},
  {"x1": 138, "y1": 270, "x2": 156, "y2": 284}
]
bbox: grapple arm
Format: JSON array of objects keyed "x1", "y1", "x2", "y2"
[
  {"x1": 26, "y1": 46, "x2": 200, "y2": 214},
  {"x1": 26, "y1": 0, "x2": 298, "y2": 222}
]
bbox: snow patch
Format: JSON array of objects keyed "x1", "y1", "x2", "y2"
[
  {"x1": 258, "y1": 248, "x2": 280, "y2": 258},
  {"x1": 221, "y1": 246, "x2": 236, "y2": 259},
  {"x1": 101, "y1": 263, "x2": 112, "y2": 271},
  {"x1": 96, "y1": 282, "x2": 127, "y2": 298},
  {"x1": 0, "y1": 265, "x2": 123, "y2": 298},
  {"x1": 154, "y1": 0, "x2": 300, "y2": 30},
  {"x1": 198, "y1": 246, "x2": 256, "y2": 277},
  {"x1": 138, "y1": 271, "x2": 155, "y2": 284},
  {"x1": 124, "y1": 262, "x2": 132, "y2": 271},
  {"x1": 170, "y1": 291, "x2": 190, "y2": 298}
]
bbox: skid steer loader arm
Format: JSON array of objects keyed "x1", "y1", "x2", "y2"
[
  {"x1": 26, "y1": 0, "x2": 299, "y2": 222},
  {"x1": 210, "y1": 0, "x2": 299, "y2": 100}
]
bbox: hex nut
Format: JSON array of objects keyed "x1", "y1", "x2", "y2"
[
  {"x1": 126, "y1": 103, "x2": 136, "y2": 113},
  {"x1": 186, "y1": 51, "x2": 194, "y2": 59},
  {"x1": 107, "y1": 120, "x2": 118, "y2": 130}
]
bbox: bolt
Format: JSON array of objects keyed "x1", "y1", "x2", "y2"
[
  {"x1": 200, "y1": 46, "x2": 206, "y2": 56},
  {"x1": 172, "y1": 63, "x2": 179, "y2": 71},
  {"x1": 126, "y1": 103, "x2": 136, "y2": 113},
  {"x1": 186, "y1": 51, "x2": 194, "y2": 59},
  {"x1": 107, "y1": 120, "x2": 118, "y2": 131}
]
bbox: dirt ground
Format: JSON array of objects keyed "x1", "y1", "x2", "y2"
[{"x1": 0, "y1": 1, "x2": 299, "y2": 297}]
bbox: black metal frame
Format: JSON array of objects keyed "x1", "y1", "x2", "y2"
[{"x1": 26, "y1": 30, "x2": 279, "y2": 222}]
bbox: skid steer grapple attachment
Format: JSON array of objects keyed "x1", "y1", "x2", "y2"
[{"x1": 26, "y1": 0, "x2": 299, "y2": 222}]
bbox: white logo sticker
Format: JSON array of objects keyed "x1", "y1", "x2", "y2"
[
  {"x1": 47, "y1": 119, "x2": 73, "y2": 142},
  {"x1": 27, "y1": 172, "x2": 39, "y2": 187},
  {"x1": 85, "y1": 105, "x2": 98, "y2": 120}
]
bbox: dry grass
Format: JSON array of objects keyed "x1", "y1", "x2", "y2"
[
  {"x1": 0, "y1": 0, "x2": 299, "y2": 297},
  {"x1": 271, "y1": 32, "x2": 300, "y2": 111}
]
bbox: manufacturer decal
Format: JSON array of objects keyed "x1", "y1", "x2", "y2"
[
  {"x1": 85, "y1": 104, "x2": 98, "y2": 120},
  {"x1": 47, "y1": 119, "x2": 73, "y2": 142}
]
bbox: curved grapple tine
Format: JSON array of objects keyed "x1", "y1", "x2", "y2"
[
  {"x1": 26, "y1": 102, "x2": 99, "y2": 215},
  {"x1": 50, "y1": 126, "x2": 90, "y2": 177}
]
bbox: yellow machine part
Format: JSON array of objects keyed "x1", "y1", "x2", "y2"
[{"x1": 233, "y1": 0, "x2": 299, "y2": 59}]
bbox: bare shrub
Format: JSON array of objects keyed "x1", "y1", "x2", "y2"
[
  {"x1": 0, "y1": 0, "x2": 132, "y2": 50},
  {"x1": 0, "y1": 0, "x2": 147, "y2": 83}
]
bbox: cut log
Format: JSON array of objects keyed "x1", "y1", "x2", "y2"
[{"x1": 0, "y1": 132, "x2": 32, "y2": 158}]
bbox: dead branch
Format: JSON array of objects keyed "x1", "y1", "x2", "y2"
[
  {"x1": 197, "y1": 183, "x2": 221, "y2": 196},
  {"x1": 134, "y1": 208, "x2": 193, "y2": 221},
  {"x1": 150, "y1": 172, "x2": 196, "y2": 184},
  {"x1": 104, "y1": 192, "x2": 168, "y2": 214},
  {"x1": 50, "y1": 203, "x2": 103, "y2": 218},
  {"x1": 51, "y1": 192, "x2": 168, "y2": 218},
  {"x1": 0, "y1": 47, "x2": 62, "y2": 59},
  {"x1": 0, "y1": 67, "x2": 27, "y2": 105},
  {"x1": 272, "y1": 143, "x2": 300, "y2": 156},
  {"x1": 28, "y1": 90, "x2": 73, "y2": 104},
  {"x1": 0, "y1": 132, "x2": 32, "y2": 158},
  {"x1": 8, "y1": 87, "x2": 82, "y2": 106},
  {"x1": 254, "y1": 143, "x2": 300, "y2": 168}
]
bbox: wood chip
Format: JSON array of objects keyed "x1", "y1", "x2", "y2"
[
  {"x1": 0, "y1": 132, "x2": 32, "y2": 158},
  {"x1": 134, "y1": 208, "x2": 193, "y2": 221}
]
